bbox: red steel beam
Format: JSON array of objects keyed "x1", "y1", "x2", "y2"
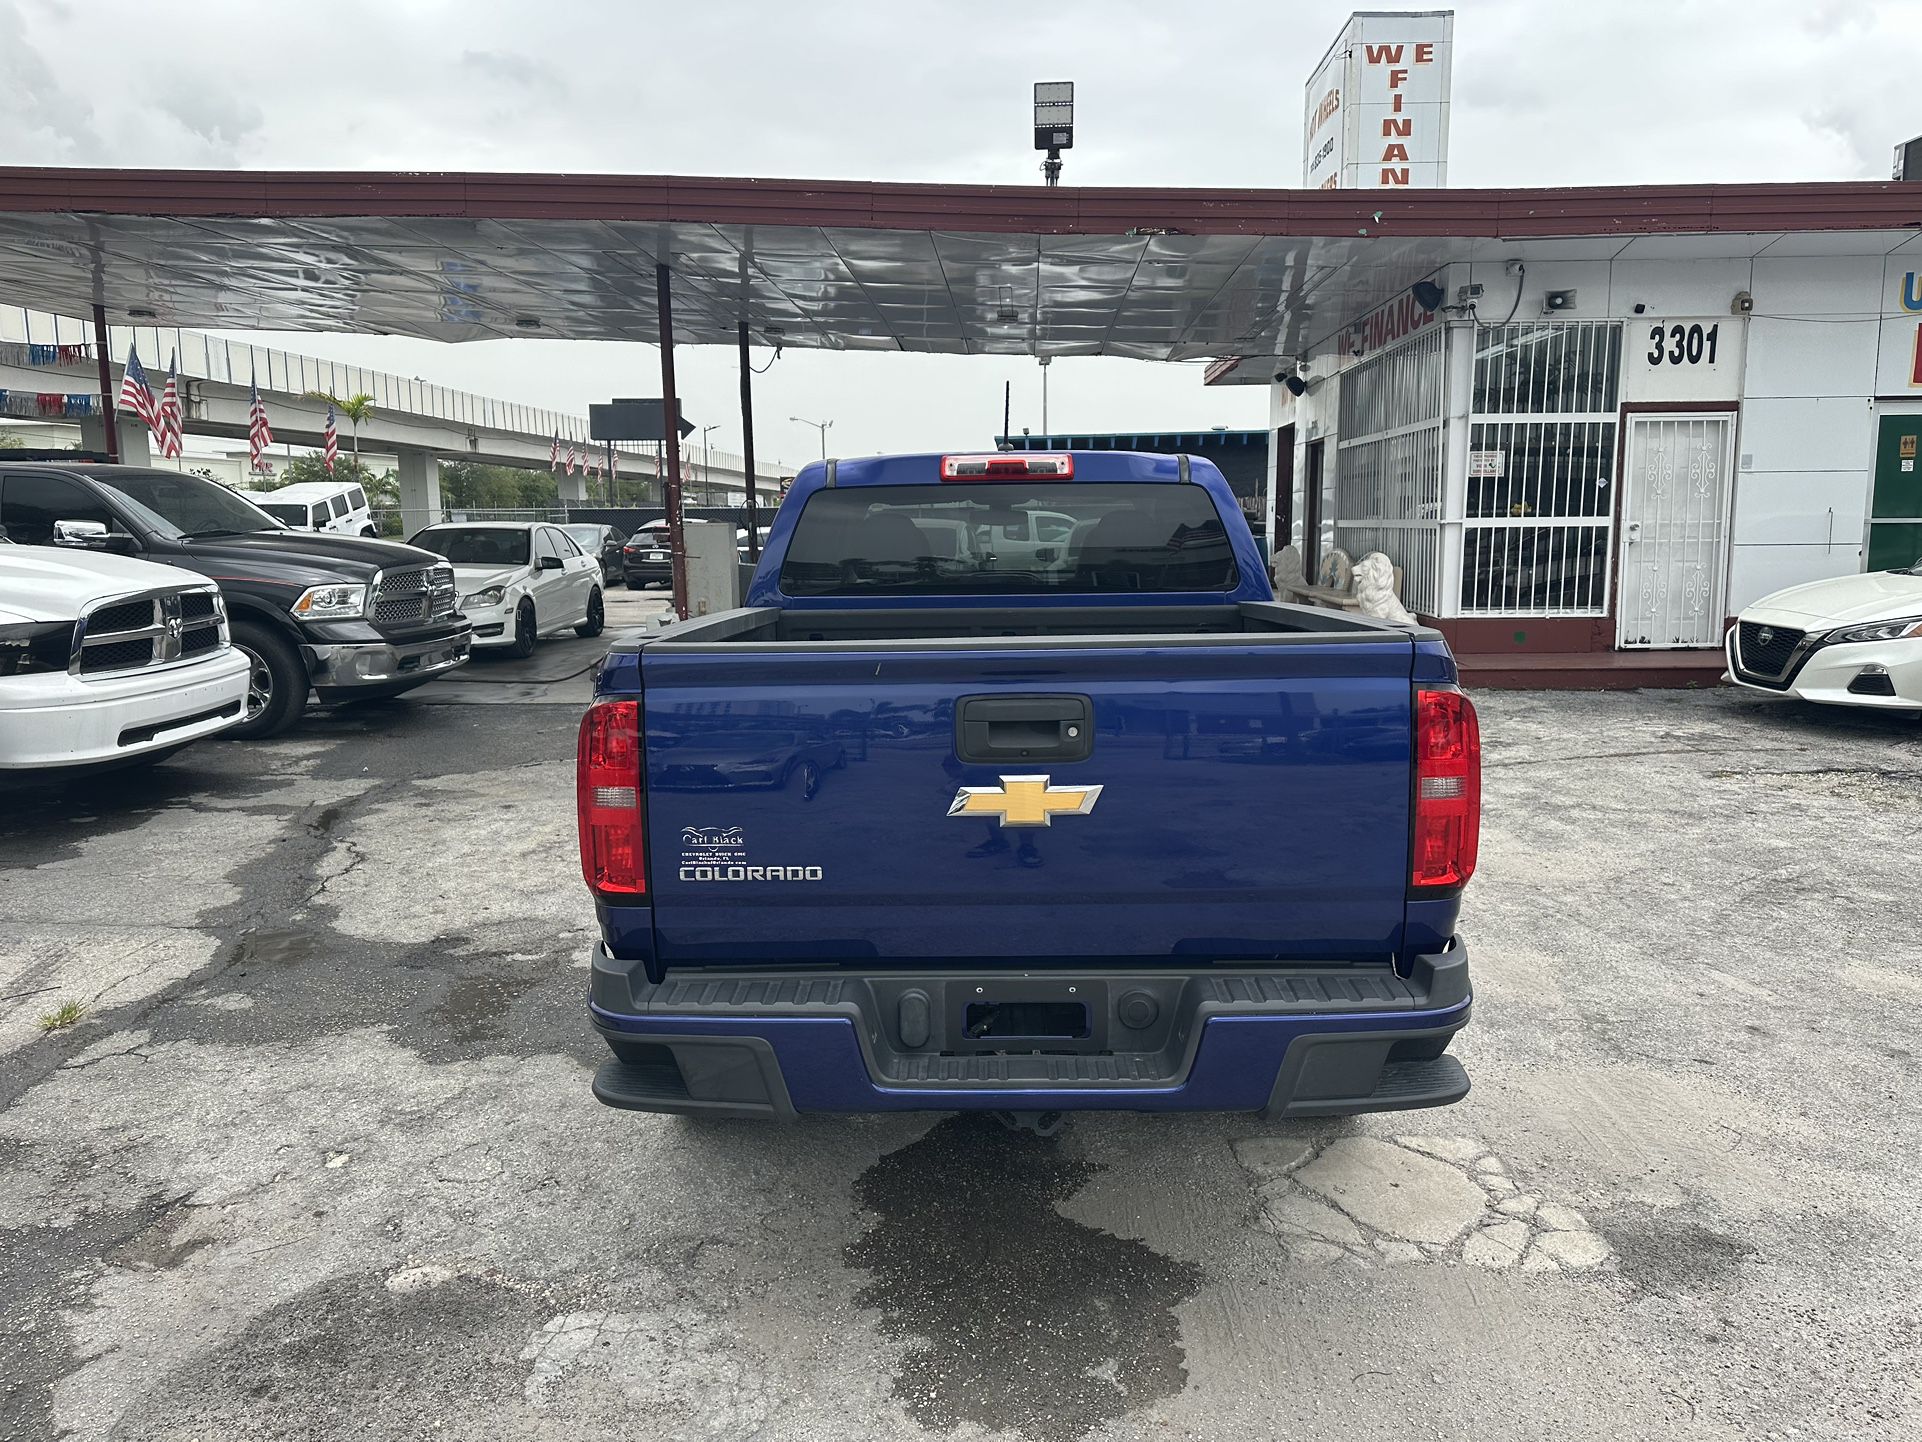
[{"x1": 0, "y1": 168, "x2": 1915, "y2": 240}]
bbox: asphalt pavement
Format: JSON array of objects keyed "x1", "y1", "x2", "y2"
[{"x1": 2, "y1": 633, "x2": 1919, "y2": 1441}]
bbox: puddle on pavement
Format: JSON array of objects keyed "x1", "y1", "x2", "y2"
[
  {"x1": 845, "y1": 1114, "x2": 1200, "y2": 1440},
  {"x1": 434, "y1": 973, "x2": 543, "y2": 1046},
  {"x1": 235, "y1": 929, "x2": 317, "y2": 966}
]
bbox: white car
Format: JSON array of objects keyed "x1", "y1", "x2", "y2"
[
  {"x1": 407, "y1": 521, "x2": 604, "y2": 657},
  {"x1": 0, "y1": 543, "x2": 250, "y2": 770},
  {"x1": 249, "y1": 481, "x2": 377, "y2": 537},
  {"x1": 1726, "y1": 558, "x2": 1922, "y2": 710}
]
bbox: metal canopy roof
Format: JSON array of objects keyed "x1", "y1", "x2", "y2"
[{"x1": 0, "y1": 168, "x2": 1916, "y2": 362}]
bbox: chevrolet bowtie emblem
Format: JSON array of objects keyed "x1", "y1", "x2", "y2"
[{"x1": 948, "y1": 774, "x2": 1103, "y2": 828}]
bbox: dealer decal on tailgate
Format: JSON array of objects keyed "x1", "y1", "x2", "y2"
[{"x1": 678, "y1": 826, "x2": 824, "y2": 883}]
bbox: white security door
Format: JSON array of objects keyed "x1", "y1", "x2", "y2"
[{"x1": 1616, "y1": 413, "x2": 1737, "y2": 648}]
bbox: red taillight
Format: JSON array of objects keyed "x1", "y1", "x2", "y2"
[
  {"x1": 938, "y1": 452, "x2": 1075, "y2": 481},
  {"x1": 577, "y1": 699, "x2": 646, "y2": 897},
  {"x1": 1412, "y1": 688, "x2": 1481, "y2": 891}
]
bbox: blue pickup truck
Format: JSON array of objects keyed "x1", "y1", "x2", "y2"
[{"x1": 577, "y1": 450, "x2": 1480, "y2": 1125}]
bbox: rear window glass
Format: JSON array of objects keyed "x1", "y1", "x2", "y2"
[
  {"x1": 412, "y1": 526, "x2": 530, "y2": 566},
  {"x1": 777, "y1": 483, "x2": 1239, "y2": 596}
]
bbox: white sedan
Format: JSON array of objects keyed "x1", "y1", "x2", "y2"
[
  {"x1": 1726, "y1": 558, "x2": 1922, "y2": 710},
  {"x1": 1, "y1": 543, "x2": 250, "y2": 770},
  {"x1": 408, "y1": 521, "x2": 604, "y2": 658}
]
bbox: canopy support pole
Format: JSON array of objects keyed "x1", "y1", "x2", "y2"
[
  {"x1": 91, "y1": 304, "x2": 119, "y2": 462},
  {"x1": 739, "y1": 321, "x2": 760, "y2": 562},
  {"x1": 656, "y1": 263, "x2": 687, "y2": 619}
]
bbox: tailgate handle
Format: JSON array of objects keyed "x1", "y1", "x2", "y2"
[{"x1": 955, "y1": 694, "x2": 1094, "y2": 764}]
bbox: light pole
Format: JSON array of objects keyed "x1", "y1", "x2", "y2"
[
  {"x1": 791, "y1": 415, "x2": 832, "y2": 461},
  {"x1": 701, "y1": 424, "x2": 720, "y2": 507}
]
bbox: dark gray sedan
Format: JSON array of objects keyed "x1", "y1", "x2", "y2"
[{"x1": 562, "y1": 523, "x2": 624, "y2": 585}]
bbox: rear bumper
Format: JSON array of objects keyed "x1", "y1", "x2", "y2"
[
  {"x1": 588, "y1": 941, "x2": 1472, "y2": 1118},
  {"x1": 621, "y1": 559, "x2": 672, "y2": 585}
]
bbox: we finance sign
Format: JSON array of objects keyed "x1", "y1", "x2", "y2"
[
  {"x1": 1302, "y1": 11, "x2": 1454, "y2": 190},
  {"x1": 1337, "y1": 288, "x2": 1438, "y2": 358}
]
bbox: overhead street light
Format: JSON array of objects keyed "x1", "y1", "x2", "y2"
[
  {"x1": 791, "y1": 415, "x2": 832, "y2": 460},
  {"x1": 701, "y1": 423, "x2": 720, "y2": 505},
  {"x1": 1034, "y1": 80, "x2": 1074, "y2": 187}
]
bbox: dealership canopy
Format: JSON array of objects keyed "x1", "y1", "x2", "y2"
[{"x1": 0, "y1": 168, "x2": 1917, "y2": 362}]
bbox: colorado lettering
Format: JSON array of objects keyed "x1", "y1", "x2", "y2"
[{"x1": 679, "y1": 864, "x2": 825, "y2": 883}]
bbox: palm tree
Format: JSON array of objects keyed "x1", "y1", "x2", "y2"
[{"x1": 304, "y1": 391, "x2": 376, "y2": 471}]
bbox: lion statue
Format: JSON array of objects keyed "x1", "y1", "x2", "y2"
[{"x1": 1353, "y1": 551, "x2": 1415, "y2": 625}]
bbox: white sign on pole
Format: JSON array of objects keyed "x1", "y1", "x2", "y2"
[{"x1": 1302, "y1": 11, "x2": 1454, "y2": 190}]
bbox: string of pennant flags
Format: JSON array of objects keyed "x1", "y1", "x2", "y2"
[
  {"x1": 0, "y1": 339, "x2": 102, "y2": 417},
  {"x1": 0, "y1": 341, "x2": 96, "y2": 369}
]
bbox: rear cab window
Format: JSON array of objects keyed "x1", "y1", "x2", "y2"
[
  {"x1": 347, "y1": 487, "x2": 367, "y2": 511},
  {"x1": 776, "y1": 482, "x2": 1239, "y2": 596},
  {"x1": 327, "y1": 495, "x2": 350, "y2": 519}
]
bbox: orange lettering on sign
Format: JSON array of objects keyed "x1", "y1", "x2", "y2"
[
  {"x1": 1414, "y1": 42, "x2": 1435, "y2": 63},
  {"x1": 1388, "y1": 68, "x2": 1409, "y2": 88},
  {"x1": 1912, "y1": 325, "x2": 1922, "y2": 387},
  {"x1": 1382, "y1": 143, "x2": 1410, "y2": 163},
  {"x1": 1381, "y1": 167, "x2": 1410, "y2": 185},
  {"x1": 1308, "y1": 87, "x2": 1341, "y2": 139},
  {"x1": 1363, "y1": 43, "x2": 1403, "y2": 63},
  {"x1": 1382, "y1": 118, "x2": 1411, "y2": 137},
  {"x1": 1392, "y1": 92, "x2": 1405, "y2": 112}
]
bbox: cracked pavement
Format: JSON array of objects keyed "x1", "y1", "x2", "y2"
[{"x1": 0, "y1": 668, "x2": 1919, "y2": 1441}]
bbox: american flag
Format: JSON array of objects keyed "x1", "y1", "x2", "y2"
[
  {"x1": 247, "y1": 377, "x2": 275, "y2": 470},
  {"x1": 155, "y1": 352, "x2": 184, "y2": 458},
  {"x1": 609, "y1": 447, "x2": 618, "y2": 484},
  {"x1": 565, "y1": 438, "x2": 578, "y2": 476},
  {"x1": 550, "y1": 432, "x2": 560, "y2": 472},
  {"x1": 323, "y1": 404, "x2": 339, "y2": 473},
  {"x1": 117, "y1": 347, "x2": 157, "y2": 429}
]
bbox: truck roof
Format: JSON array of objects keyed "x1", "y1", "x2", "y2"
[{"x1": 258, "y1": 482, "x2": 361, "y2": 501}]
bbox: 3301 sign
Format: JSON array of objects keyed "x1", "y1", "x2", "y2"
[{"x1": 1646, "y1": 322, "x2": 1721, "y2": 367}]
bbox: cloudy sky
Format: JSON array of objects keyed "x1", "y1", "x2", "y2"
[{"x1": 4, "y1": 0, "x2": 1918, "y2": 466}]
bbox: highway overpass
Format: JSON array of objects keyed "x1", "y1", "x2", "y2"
[{"x1": 0, "y1": 306, "x2": 794, "y2": 529}]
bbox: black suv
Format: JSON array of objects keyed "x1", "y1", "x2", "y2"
[{"x1": 0, "y1": 462, "x2": 471, "y2": 737}]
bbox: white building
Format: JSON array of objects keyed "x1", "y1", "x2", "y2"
[{"x1": 1229, "y1": 231, "x2": 1922, "y2": 681}]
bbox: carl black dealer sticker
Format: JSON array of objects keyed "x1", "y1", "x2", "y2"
[{"x1": 678, "y1": 826, "x2": 824, "y2": 883}]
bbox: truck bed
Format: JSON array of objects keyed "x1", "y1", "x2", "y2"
[{"x1": 640, "y1": 599, "x2": 1408, "y2": 647}]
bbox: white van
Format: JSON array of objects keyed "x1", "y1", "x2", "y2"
[{"x1": 251, "y1": 481, "x2": 376, "y2": 537}]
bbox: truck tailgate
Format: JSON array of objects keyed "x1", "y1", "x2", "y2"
[{"x1": 639, "y1": 638, "x2": 1415, "y2": 966}]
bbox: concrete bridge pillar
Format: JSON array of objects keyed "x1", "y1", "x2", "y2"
[
  {"x1": 81, "y1": 415, "x2": 151, "y2": 466},
  {"x1": 396, "y1": 449, "x2": 443, "y2": 537},
  {"x1": 556, "y1": 466, "x2": 587, "y2": 504}
]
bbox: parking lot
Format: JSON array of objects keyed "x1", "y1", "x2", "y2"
[{"x1": 3, "y1": 646, "x2": 1919, "y2": 1440}]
